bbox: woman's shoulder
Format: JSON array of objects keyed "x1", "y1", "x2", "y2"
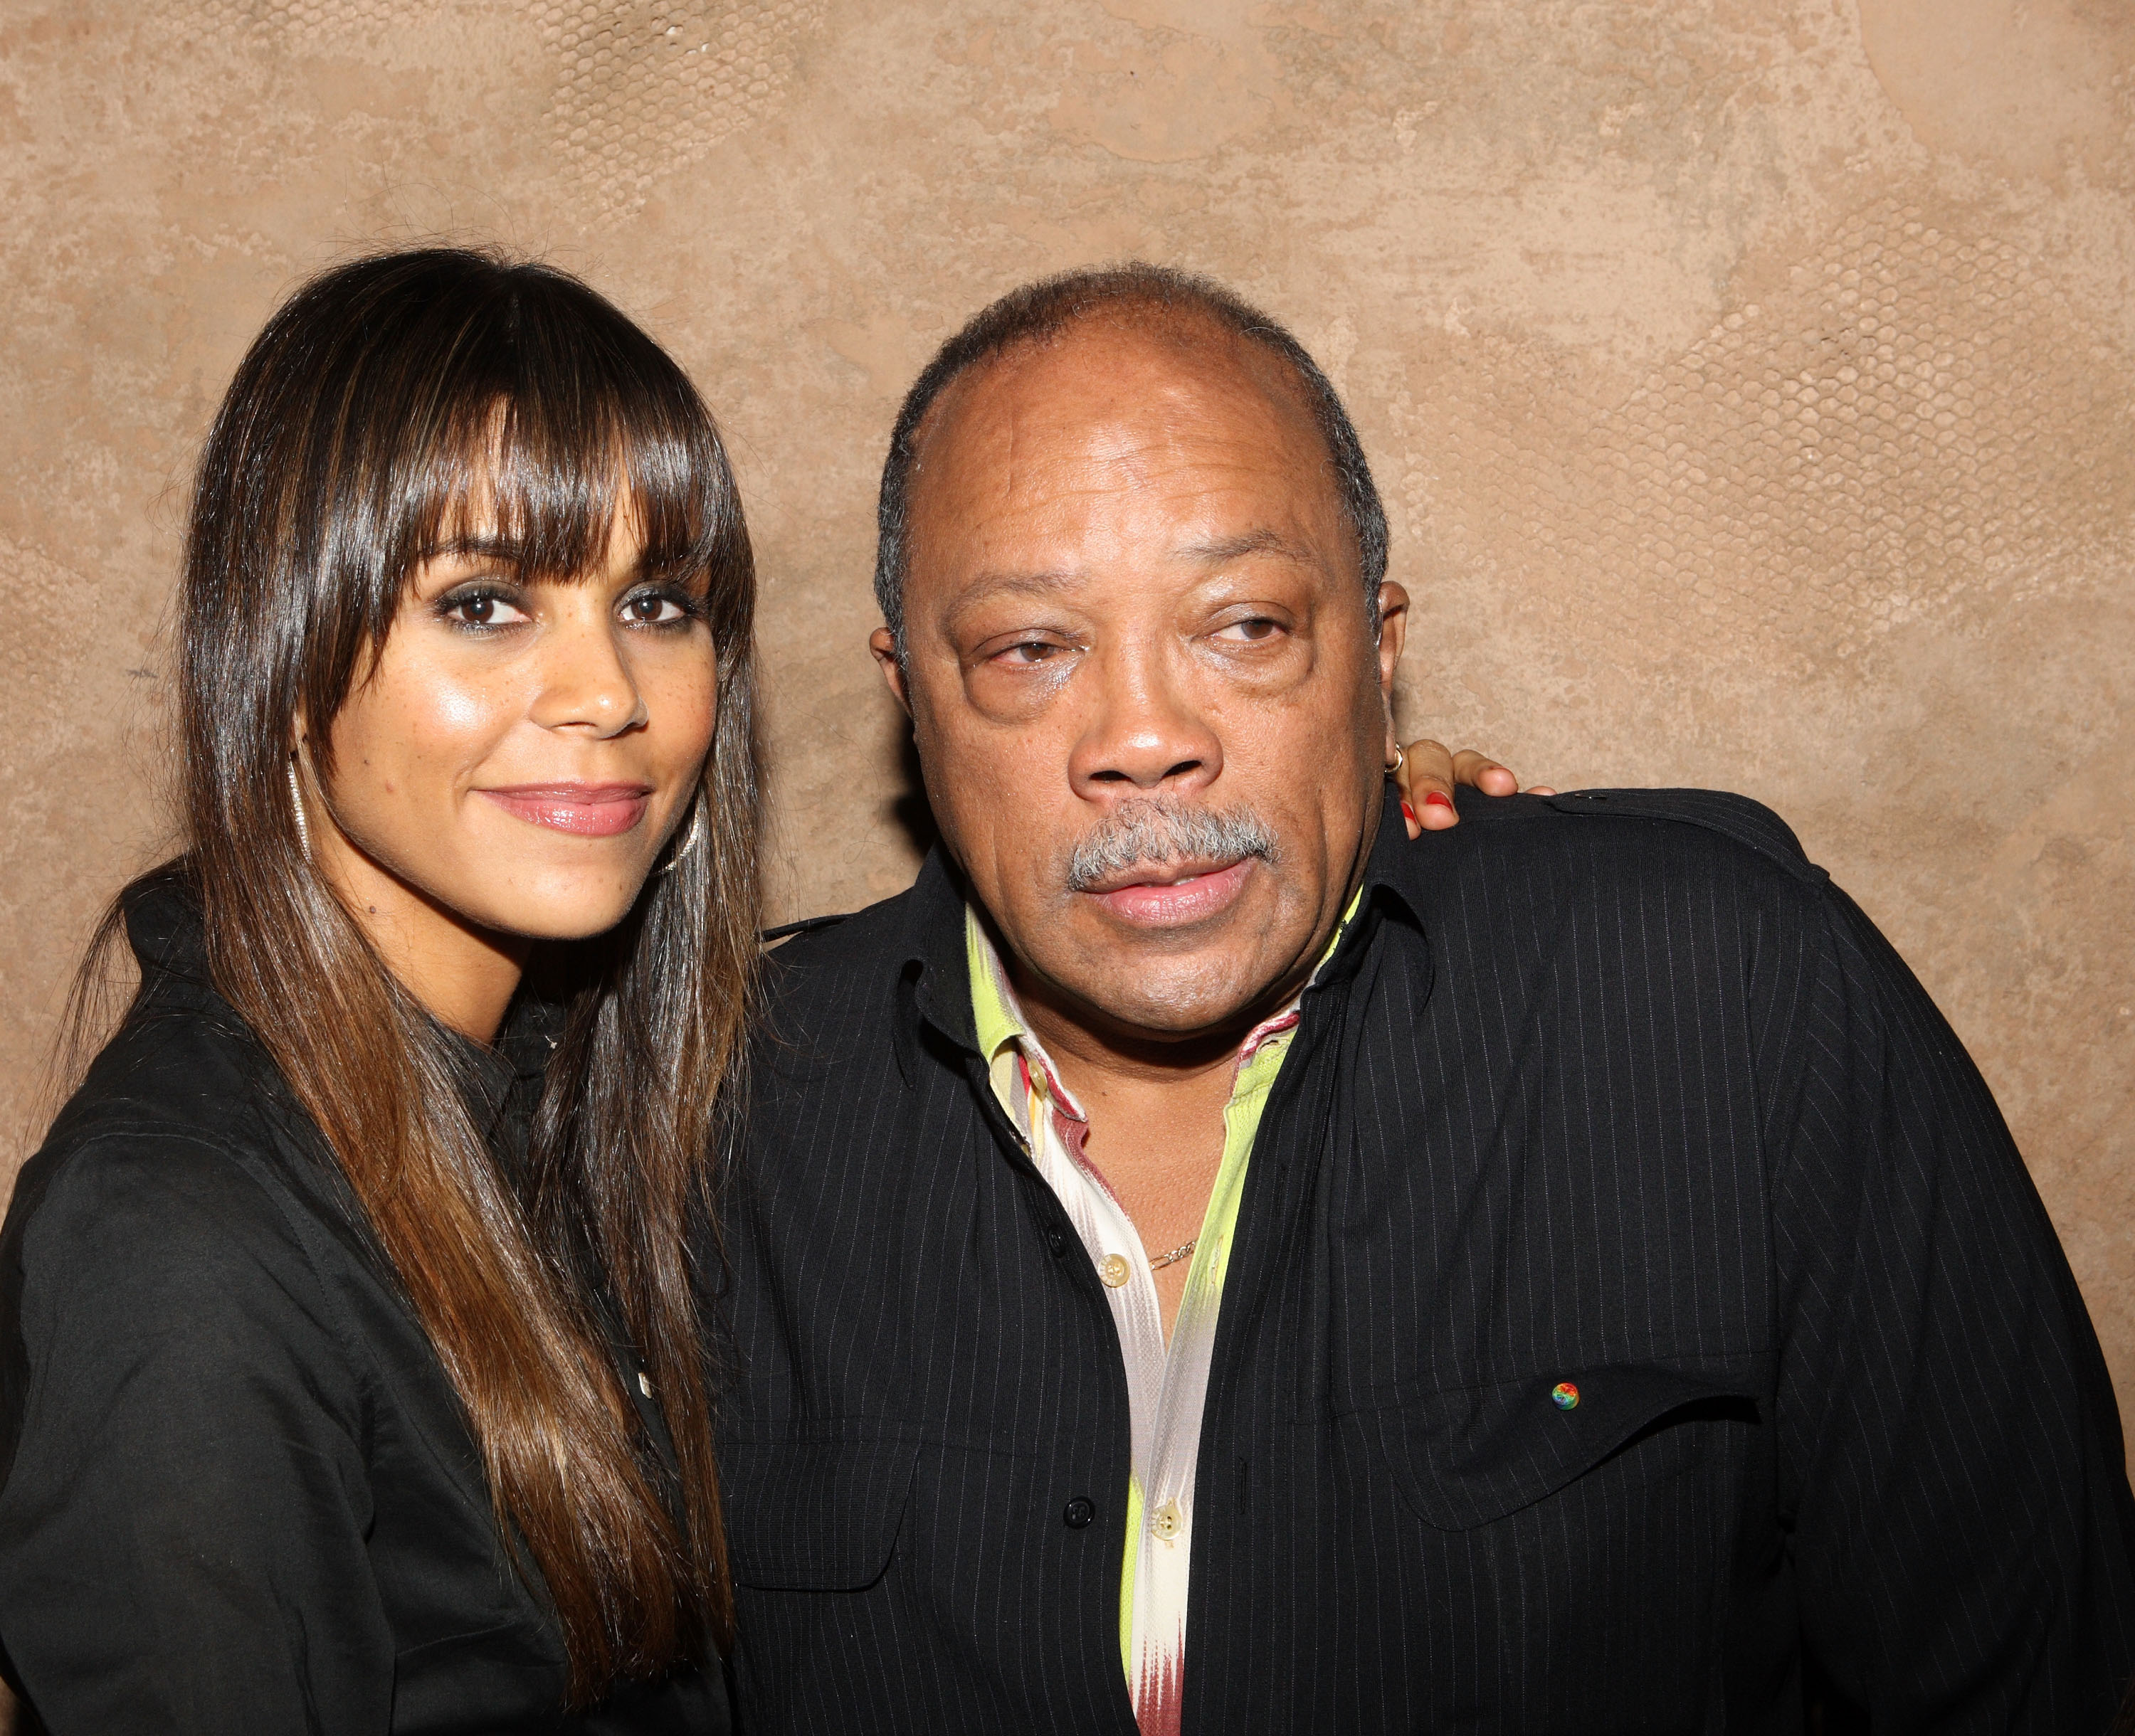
[
  {"x1": 9, "y1": 996, "x2": 329, "y2": 1298},
  {"x1": 0, "y1": 1020, "x2": 375, "y2": 1488},
  {"x1": 0, "y1": 1008, "x2": 382, "y2": 1648}
]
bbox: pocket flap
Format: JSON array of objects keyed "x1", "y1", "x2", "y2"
[
  {"x1": 1356, "y1": 1361, "x2": 1759, "y2": 1531},
  {"x1": 724, "y1": 1438, "x2": 919, "y2": 1591}
]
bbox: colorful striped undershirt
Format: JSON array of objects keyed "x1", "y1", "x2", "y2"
[{"x1": 965, "y1": 894, "x2": 1356, "y2": 1736}]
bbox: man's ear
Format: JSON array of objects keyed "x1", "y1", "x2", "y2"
[
  {"x1": 1374, "y1": 581, "x2": 1410, "y2": 757},
  {"x1": 869, "y1": 627, "x2": 912, "y2": 718}
]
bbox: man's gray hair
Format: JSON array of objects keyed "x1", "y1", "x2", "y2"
[
  {"x1": 1065, "y1": 800, "x2": 1279, "y2": 893},
  {"x1": 873, "y1": 263, "x2": 1390, "y2": 653}
]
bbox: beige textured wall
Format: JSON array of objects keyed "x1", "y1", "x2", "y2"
[{"x1": 2, "y1": 0, "x2": 2130, "y2": 1441}]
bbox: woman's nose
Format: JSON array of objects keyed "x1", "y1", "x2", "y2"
[{"x1": 527, "y1": 612, "x2": 648, "y2": 738}]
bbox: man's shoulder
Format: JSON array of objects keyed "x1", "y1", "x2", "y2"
[
  {"x1": 762, "y1": 879, "x2": 922, "y2": 961},
  {"x1": 1534, "y1": 787, "x2": 1822, "y2": 881},
  {"x1": 759, "y1": 882, "x2": 927, "y2": 1016},
  {"x1": 748, "y1": 884, "x2": 945, "y2": 1114},
  {"x1": 1411, "y1": 786, "x2": 1831, "y2": 906}
]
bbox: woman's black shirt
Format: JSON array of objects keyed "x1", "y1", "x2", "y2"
[{"x1": 0, "y1": 872, "x2": 729, "y2": 1735}]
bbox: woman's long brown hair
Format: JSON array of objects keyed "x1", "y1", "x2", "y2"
[{"x1": 105, "y1": 248, "x2": 759, "y2": 1698}]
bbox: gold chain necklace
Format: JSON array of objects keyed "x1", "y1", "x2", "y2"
[{"x1": 1149, "y1": 1238, "x2": 1197, "y2": 1271}]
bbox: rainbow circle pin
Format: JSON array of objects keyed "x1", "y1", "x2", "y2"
[{"x1": 1551, "y1": 1382, "x2": 1581, "y2": 1410}]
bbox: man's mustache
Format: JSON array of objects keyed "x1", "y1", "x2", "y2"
[{"x1": 1065, "y1": 800, "x2": 1278, "y2": 892}]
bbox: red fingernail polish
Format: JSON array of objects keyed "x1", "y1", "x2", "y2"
[
  {"x1": 1401, "y1": 800, "x2": 1418, "y2": 824},
  {"x1": 1424, "y1": 791, "x2": 1453, "y2": 810}
]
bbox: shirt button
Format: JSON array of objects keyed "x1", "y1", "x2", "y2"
[
  {"x1": 1063, "y1": 1497, "x2": 1096, "y2": 1530},
  {"x1": 1151, "y1": 1499, "x2": 1184, "y2": 1542},
  {"x1": 1099, "y1": 1254, "x2": 1132, "y2": 1288}
]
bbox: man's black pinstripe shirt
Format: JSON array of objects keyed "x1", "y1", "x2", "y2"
[{"x1": 716, "y1": 788, "x2": 2135, "y2": 1733}]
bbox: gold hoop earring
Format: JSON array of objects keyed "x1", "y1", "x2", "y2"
[
  {"x1": 1385, "y1": 743, "x2": 1406, "y2": 776},
  {"x1": 659, "y1": 800, "x2": 706, "y2": 876},
  {"x1": 288, "y1": 755, "x2": 312, "y2": 857}
]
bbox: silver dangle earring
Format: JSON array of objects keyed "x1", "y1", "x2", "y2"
[
  {"x1": 660, "y1": 799, "x2": 706, "y2": 875},
  {"x1": 288, "y1": 753, "x2": 312, "y2": 857}
]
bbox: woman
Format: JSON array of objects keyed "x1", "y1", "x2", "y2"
[{"x1": 0, "y1": 248, "x2": 755, "y2": 1731}]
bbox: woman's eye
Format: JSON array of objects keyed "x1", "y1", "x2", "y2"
[
  {"x1": 441, "y1": 588, "x2": 529, "y2": 628},
  {"x1": 1216, "y1": 617, "x2": 1282, "y2": 642},
  {"x1": 623, "y1": 591, "x2": 691, "y2": 625}
]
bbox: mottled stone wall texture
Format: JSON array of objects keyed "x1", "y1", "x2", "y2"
[{"x1": 4, "y1": 2, "x2": 2131, "y2": 1427}]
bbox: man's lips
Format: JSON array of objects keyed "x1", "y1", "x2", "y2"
[
  {"x1": 1080, "y1": 857, "x2": 1256, "y2": 926},
  {"x1": 475, "y1": 783, "x2": 653, "y2": 838}
]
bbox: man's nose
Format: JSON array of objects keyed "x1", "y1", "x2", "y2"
[
  {"x1": 1067, "y1": 641, "x2": 1222, "y2": 798},
  {"x1": 527, "y1": 612, "x2": 648, "y2": 739}
]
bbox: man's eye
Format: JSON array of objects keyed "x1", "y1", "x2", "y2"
[
  {"x1": 1216, "y1": 617, "x2": 1282, "y2": 642},
  {"x1": 440, "y1": 588, "x2": 529, "y2": 628},
  {"x1": 995, "y1": 640, "x2": 1064, "y2": 665}
]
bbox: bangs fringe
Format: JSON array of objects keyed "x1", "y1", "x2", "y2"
[{"x1": 394, "y1": 307, "x2": 736, "y2": 596}]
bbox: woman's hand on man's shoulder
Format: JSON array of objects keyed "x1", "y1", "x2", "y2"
[{"x1": 1391, "y1": 740, "x2": 1556, "y2": 838}]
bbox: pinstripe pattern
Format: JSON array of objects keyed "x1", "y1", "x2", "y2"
[{"x1": 719, "y1": 788, "x2": 2135, "y2": 1732}]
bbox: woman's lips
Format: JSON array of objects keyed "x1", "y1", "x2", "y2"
[
  {"x1": 1082, "y1": 857, "x2": 1255, "y2": 926},
  {"x1": 475, "y1": 783, "x2": 653, "y2": 838}
]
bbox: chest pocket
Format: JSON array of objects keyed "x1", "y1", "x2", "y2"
[
  {"x1": 1349, "y1": 1360, "x2": 1761, "y2": 1531},
  {"x1": 723, "y1": 1439, "x2": 919, "y2": 1591}
]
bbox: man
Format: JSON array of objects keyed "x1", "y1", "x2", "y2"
[{"x1": 714, "y1": 265, "x2": 2135, "y2": 1731}]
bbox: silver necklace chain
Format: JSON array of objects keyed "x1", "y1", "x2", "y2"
[{"x1": 1149, "y1": 1238, "x2": 1198, "y2": 1271}]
